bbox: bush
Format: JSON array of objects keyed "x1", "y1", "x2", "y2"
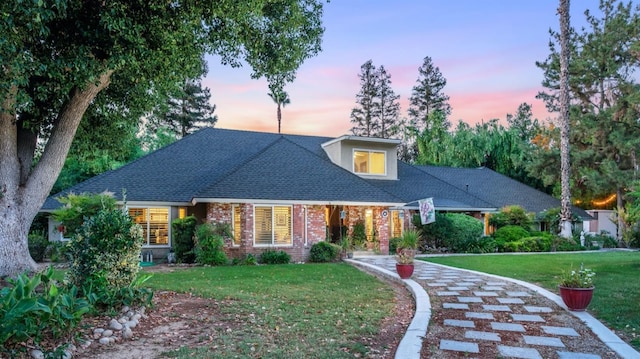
[
  {"x1": 0, "y1": 267, "x2": 90, "y2": 356},
  {"x1": 172, "y1": 215, "x2": 198, "y2": 263},
  {"x1": 389, "y1": 237, "x2": 401, "y2": 254},
  {"x1": 493, "y1": 225, "x2": 530, "y2": 243},
  {"x1": 503, "y1": 235, "x2": 552, "y2": 252},
  {"x1": 28, "y1": 231, "x2": 49, "y2": 262},
  {"x1": 414, "y1": 213, "x2": 483, "y2": 253},
  {"x1": 194, "y1": 223, "x2": 228, "y2": 266},
  {"x1": 67, "y1": 206, "x2": 144, "y2": 293},
  {"x1": 259, "y1": 249, "x2": 291, "y2": 264},
  {"x1": 350, "y1": 221, "x2": 367, "y2": 248},
  {"x1": 231, "y1": 254, "x2": 257, "y2": 266},
  {"x1": 309, "y1": 241, "x2": 341, "y2": 262},
  {"x1": 553, "y1": 236, "x2": 583, "y2": 251},
  {"x1": 489, "y1": 205, "x2": 534, "y2": 230},
  {"x1": 51, "y1": 193, "x2": 117, "y2": 237}
]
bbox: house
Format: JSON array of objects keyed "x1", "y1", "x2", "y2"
[{"x1": 41, "y1": 128, "x2": 586, "y2": 261}]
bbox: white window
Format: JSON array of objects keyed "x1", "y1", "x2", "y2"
[
  {"x1": 254, "y1": 205, "x2": 292, "y2": 246},
  {"x1": 129, "y1": 207, "x2": 170, "y2": 246},
  {"x1": 353, "y1": 150, "x2": 386, "y2": 175}
]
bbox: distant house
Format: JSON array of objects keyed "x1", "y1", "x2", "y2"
[{"x1": 41, "y1": 128, "x2": 588, "y2": 261}]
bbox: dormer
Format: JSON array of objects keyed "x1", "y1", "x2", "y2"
[{"x1": 321, "y1": 135, "x2": 401, "y2": 180}]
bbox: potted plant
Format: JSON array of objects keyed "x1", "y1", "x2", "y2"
[
  {"x1": 558, "y1": 264, "x2": 595, "y2": 311},
  {"x1": 341, "y1": 237, "x2": 354, "y2": 259},
  {"x1": 395, "y1": 229, "x2": 420, "y2": 279}
]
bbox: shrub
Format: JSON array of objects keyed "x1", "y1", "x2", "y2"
[
  {"x1": 552, "y1": 236, "x2": 583, "y2": 251},
  {"x1": 194, "y1": 223, "x2": 228, "y2": 266},
  {"x1": 389, "y1": 237, "x2": 401, "y2": 254},
  {"x1": 231, "y1": 254, "x2": 257, "y2": 266},
  {"x1": 350, "y1": 221, "x2": 367, "y2": 248},
  {"x1": 309, "y1": 241, "x2": 341, "y2": 262},
  {"x1": 0, "y1": 267, "x2": 90, "y2": 356},
  {"x1": 493, "y1": 225, "x2": 530, "y2": 243},
  {"x1": 28, "y1": 231, "x2": 49, "y2": 262},
  {"x1": 67, "y1": 206, "x2": 144, "y2": 293},
  {"x1": 414, "y1": 213, "x2": 483, "y2": 253},
  {"x1": 259, "y1": 249, "x2": 291, "y2": 264},
  {"x1": 172, "y1": 215, "x2": 198, "y2": 263},
  {"x1": 503, "y1": 235, "x2": 552, "y2": 252},
  {"x1": 82, "y1": 273, "x2": 154, "y2": 314},
  {"x1": 489, "y1": 205, "x2": 534, "y2": 230},
  {"x1": 51, "y1": 193, "x2": 117, "y2": 237}
]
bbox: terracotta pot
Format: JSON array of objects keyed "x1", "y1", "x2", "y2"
[
  {"x1": 558, "y1": 286, "x2": 594, "y2": 311},
  {"x1": 396, "y1": 263, "x2": 414, "y2": 279}
]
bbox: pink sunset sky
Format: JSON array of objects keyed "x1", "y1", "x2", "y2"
[{"x1": 203, "y1": 0, "x2": 605, "y2": 137}]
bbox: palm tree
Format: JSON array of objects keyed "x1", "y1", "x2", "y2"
[
  {"x1": 558, "y1": 0, "x2": 572, "y2": 238},
  {"x1": 268, "y1": 87, "x2": 291, "y2": 134}
]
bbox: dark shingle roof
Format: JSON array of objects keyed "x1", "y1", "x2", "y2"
[
  {"x1": 366, "y1": 162, "x2": 496, "y2": 211},
  {"x1": 417, "y1": 166, "x2": 591, "y2": 218}
]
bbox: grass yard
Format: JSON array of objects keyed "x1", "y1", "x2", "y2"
[
  {"x1": 420, "y1": 251, "x2": 640, "y2": 349},
  {"x1": 142, "y1": 263, "x2": 398, "y2": 358}
]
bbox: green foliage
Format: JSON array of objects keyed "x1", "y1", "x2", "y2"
[
  {"x1": 194, "y1": 223, "x2": 229, "y2": 266},
  {"x1": 27, "y1": 231, "x2": 49, "y2": 262},
  {"x1": 231, "y1": 254, "x2": 257, "y2": 266},
  {"x1": 67, "y1": 207, "x2": 144, "y2": 293},
  {"x1": 493, "y1": 225, "x2": 531, "y2": 250},
  {"x1": 397, "y1": 229, "x2": 420, "y2": 251},
  {"x1": 489, "y1": 205, "x2": 534, "y2": 230},
  {"x1": 0, "y1": 267, "x2": 90, "y2": 355},
  {"x1": 415, "y1": 213, "x2": 483, "y2": 253},
  {"x1": 45, "y1": 241, "x2": 70, "y2": 263},
  {"x1": 82, "y1": 273, "x2": 154, "y2": 314},
  {"x1": 502, "y1": 235, "x2": 553, "y2": 253},
  {"x1": 309, "y1": 242, "x2": 341, "y2": 263},
  {"x1": 259, "y1": 250, "x2": 291, "y2": 265},
  {"x1": 350, "y1": 221, "x2": 367, "y2": 248},
  {"x1": 172, "y1": 215, "x2": 198, "y2": 263},
  {"x1": 389, "y1": 237, "x2": 401, "y2": 254},
  {"x1": 51, "y1": 193, "x2": 117, "y2": 237},
  {"x1": 559, "y1": 264, "x2": 595, "y2": 289}
]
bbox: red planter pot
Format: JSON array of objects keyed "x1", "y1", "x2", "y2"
[
  {"x1": 559, "y1": 286, "x2": 594, "y2": 311},
  {"x1": 396, "y1": 263, "x2": 414, "y2": 279}
]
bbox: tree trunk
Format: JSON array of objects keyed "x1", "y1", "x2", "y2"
[
  {"x1": 0, "y1": 70, "x2": 113, "y2": 278},
  {"x1": 558, "y1": 0, "x2": 573, "y2": 238},
  {"x1": 277, "y1": 104, "x2": 282, "y2": 134},
  {"x1": 616, "y1": 187, "x2": 627, "y2": 247}
]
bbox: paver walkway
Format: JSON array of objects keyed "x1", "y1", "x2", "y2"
[{"x1": 351, "y1": 256, "x2": 640, "y2": 359}]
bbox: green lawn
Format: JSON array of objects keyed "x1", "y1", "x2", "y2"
[
  {"x1": 142, "y1": 263, "x2": 396, "y2": 358},
  {"x1": 420, "y1": 251, "x2": 640, "y2": 349}
]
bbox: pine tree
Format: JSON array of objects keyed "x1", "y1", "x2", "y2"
[
  {"x1": 149, "y1": 78, "x2": 218, "y2": 140},
  {"x1": 350, "y1": 60, "x2": 379, "y2": 137},
  {"x1": 406, "y1": 56, "x2": 452, "y2": 162},
  {"x1": 374, "y1": 65, "x2": 401, "y2": 138}
]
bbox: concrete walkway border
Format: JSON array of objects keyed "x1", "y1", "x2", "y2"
[{"x1": 345, "y1": 259, "x2": 430, "y2": 359}]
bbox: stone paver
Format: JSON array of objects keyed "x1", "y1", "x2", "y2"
[
  {"x1": 440, "y1": 339, "x2": 479, "y2": 353},
  {"x1": 436, "y1": 291, "x2": 459, "y2": 296},
  {"x1": 511, "y1": 314, "x2": 545, "y2": 322},
  {"x1": 557, "y1": 351, "x2": 602, "y2": 359},
  {"x1": 465, "y1": 330, "x2": 501, "y2": 341},
  {"x1": 507, "y1": 291, "x2": 532, "y2": 297},
  {"x1": 498, "y1": 297, "x2": 525, "y2": 304},
  {"x1": 465, "y1": 312, "x2": 494, "y2": 320},
  {"x1": 498, "y1": 345, "x2": 542, "y2": 359},
  {"x1": 444, "y1": 319, "x2": 475, "y2": 328},
  {"x1": 473, "y1": 291, "x2": 498, "y2": 296},
  {"x1": 443, "y1": 303, "x2": 469, "y2": 310},
  {"x1": 458, "y1": 296, "x2": 483, "y2": 303},
  {"x1": 482, "y1": 304, "x2": 511, "y2": 311},
  {"x1": 524, "y1": 306, "x2": 553, "y2": 313},
  {"x1": 491, "y1": 322, "x2": 526, "y2": 332},
  {"x1": 523, "y1": 335, "x2": 565, "y2": 347},
  {"x1": 541, "y1": 326, "x2": 580, "y2": 337}
]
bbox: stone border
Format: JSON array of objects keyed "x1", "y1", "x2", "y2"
[{"x1": 345, "y1": 258, "x2": 430, "y2": 359}]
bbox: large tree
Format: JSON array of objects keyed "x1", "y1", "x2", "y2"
[
  {"x1": 536, "y1": 0, "x2": 640, "y2": 242},
  {"x1": 148, "y1": 78, "x2": 218, "y2": 139},
  {"x1": 405, "y1": 56, "x2": 452, "y2": 162},
  {"x1": 373, "y1": 65, "x2": 401, "y2": 139},
  {"x1": 350, "y1": 60, "x2": 379, "y2": 137},
  {"x1": 558, "y1": 0, "x2": 573, "y2": 238},
  {"x1": 0, "y1": 0, "x2": 324, "y2": 277}
]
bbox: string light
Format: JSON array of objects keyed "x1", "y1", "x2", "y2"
[{"x1": 591, "y1": 193, "x2": 616, "y2": 207}]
